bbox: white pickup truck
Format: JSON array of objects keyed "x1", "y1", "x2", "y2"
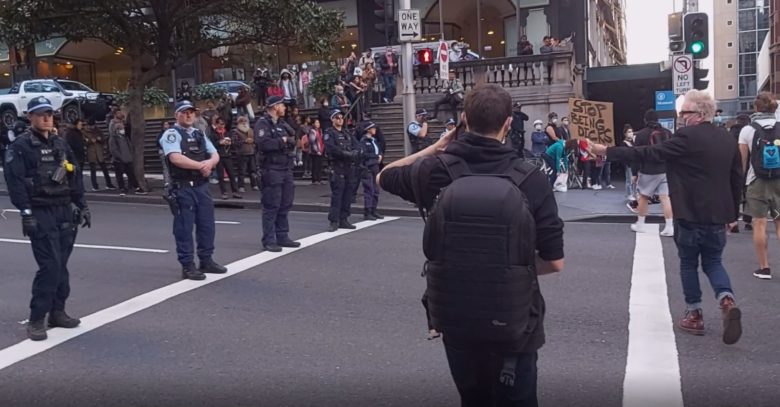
[{"x1": 0, "y1": 79, "x2": 115, "y2": 127}]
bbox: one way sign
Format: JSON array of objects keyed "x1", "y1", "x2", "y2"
[{"x1": 398, "y1": 9, "x2": 421, "y2": 42}]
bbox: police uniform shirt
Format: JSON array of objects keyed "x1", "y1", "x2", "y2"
[
  {"x1": 408, "y1": 121, "x2": 423, "y2": 139},
  {"x1": 160, "y1": 125, "x2": 217, "y2": 160}
]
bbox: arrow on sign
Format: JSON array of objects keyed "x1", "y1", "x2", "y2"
[{"x1": 400, "y1": 31, "x2": 419, "y2": 38}]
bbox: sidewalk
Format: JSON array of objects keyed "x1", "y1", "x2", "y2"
[{"x1": 0, "y1": 169, "x2": 661, "y2": 221}]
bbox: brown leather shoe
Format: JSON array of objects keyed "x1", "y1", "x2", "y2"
[
  {"x1": 720, "y1": 296, "x2": 742, "y2": 345},
  {"x1": 679, "y1": 309, "x2": 704, "y2": 335}
]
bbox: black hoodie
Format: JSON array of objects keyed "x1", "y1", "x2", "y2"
[
  {"x1": 380, "y1": 132, "x2": 564, "y2": 352},
  {"x1": 381, "y1": 132, "x2": 563, "y2": 261}
]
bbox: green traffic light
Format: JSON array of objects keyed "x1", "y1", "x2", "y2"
[{"x1": 691, "y1": 41, "x2": 704, "y2": 54}]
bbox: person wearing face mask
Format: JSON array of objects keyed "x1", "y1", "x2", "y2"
[
  {"x1": 545, "y1": 112, "x2": 560, "y2": 146},
  {"x1": 317, "y1": 97, "x2": 333, "y2": 130},
  {"x1": 714, "y1": 109, "x2": 725, "y2": 127},
  {"x1": 331, "y1": 84, "x2": 350, "y2": 114},
  {"x1": 232, "y1": 116, "x2": 258, "y2": 192},
  {"x1": 108, "y1": 111, "x2": 142, "y2": 196},
  {"x1": 530, "y1": 119, "x2": 547, "y2": 157},
  {"x1": 556, "y1": 116, "x2": 572, "y2": 141},
  {"x1": 591, "y1": 89, "x2": 743, "y2": 345}
]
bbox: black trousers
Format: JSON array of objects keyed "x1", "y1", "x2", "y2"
[
  {"x1": 89, "y1": 161, "x2": 114, "y2": 189},
  {"x1": 114, "y1": 161, "x2": 137, "y2": 191},
  {"x1": 217, "y1": 156, "x2": 238, "y2": 194},
  {"x1": 444, "y1": 340, "x2": 539, "y2": 407},
  {"x1": 310, "y1": 155, "x2": 324, "y2": 183},
  {"x1": 28, "y1": 205, "x2": 78, "y2": 321},
  {"x1": 236, "y1": 154, "x2": 258, "y2": 189},
  {"x1": 432, "y1": 93, "x2": 460, "y2": 121},
  {"x1": 328, "y1": 169, "x2": 357, "y2": 223}
]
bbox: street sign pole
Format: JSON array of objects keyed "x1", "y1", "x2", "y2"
[{"x1": 399, "y1": 3, "x2": 417, "y2": 157}]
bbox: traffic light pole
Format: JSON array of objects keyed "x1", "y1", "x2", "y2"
[{"x1": 401, "y1": 0, "x2": 416, "y2": 157}]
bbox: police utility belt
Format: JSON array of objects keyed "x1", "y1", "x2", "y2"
[{"x1": 171, "y1": 177, "x2": 208, "y2": 188}]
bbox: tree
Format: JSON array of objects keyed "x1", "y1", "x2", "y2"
[{"x1": 0, "y1": 0, "x2": 344, "y2": 188}]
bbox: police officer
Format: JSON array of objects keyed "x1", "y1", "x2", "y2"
[
  {"x1": 3, "y1": 97, "x2": 91, "y2": 341},
  {"x1": 407, "y1": 108, "x2": 433, "y2": 153},
  {"x1": 325, "y1": 110, "x2": 361, "y2": 232},
  {"x1": 357, "y1": 121, "x2": 384, "y2": 221},
  {"x1": 254, "y1": 95, "x2": 300, "y2": 252},
  {"x1": 160, "y1": 101, "x2": 227, "y2": 280}
]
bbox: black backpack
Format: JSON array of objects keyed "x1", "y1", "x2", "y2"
[
  {"x1": 750, "y1": 123, "x2": 780, "y2": 179},
  {"x1": 421, "y1": 154, "x2": 540, "y2": 346},
  {"x1": 649, "y1": 126, "x2": 670, "y2": 145}
]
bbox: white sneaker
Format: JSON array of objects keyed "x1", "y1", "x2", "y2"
[
  {"x1": 630, "y1": 223, "x2": 647, "y2": 233},
  {"x1": 660, "y1": 227, "x2": 675, "y2": 237},
  {"x1": 592, "y1": 184, "x2": 602, "y2": 190}
]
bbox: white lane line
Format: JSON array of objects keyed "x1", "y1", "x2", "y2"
[
  {"x1": 0, "y1": 217, "x2": 398, "y2": 371},
  {"x1": 0, "y1": 238, "x2": 169, "y2": 254},
  {"x1": 623, "y1": 225, "x2": 684, "y2": 407},
  {"x1": 215, "y1": 221, "x2": 241, "y2": 225}
]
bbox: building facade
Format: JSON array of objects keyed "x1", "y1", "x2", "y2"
[{"x1": 714, "y1": 0, "x2": 770, "y2": 113}]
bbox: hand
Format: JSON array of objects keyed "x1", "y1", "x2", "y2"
[
  {"x1": 199, "y1": 162, "x2": 213, "y2": 177},
  {"x1": 21, "y1": 215, "x2": 37, "y2": 237},
  {"x1": 434, "y1": 127, "x2": 456, "y2": 153},
  {"x1": 79, "y1": 207, "x2": 92, "y2": 228},
  {"x1": 726, "y1": 222, "x2": 738, "y2": 233},
  {"x1": 378, "y1": 154, "x2": 384, "y2": 163},
  {"x1": 282, "y1": 136, "x2": 288, "y2": 143}
]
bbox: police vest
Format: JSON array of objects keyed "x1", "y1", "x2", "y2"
[
  {"x1": 326, "y1": 128, "x2": 356, "y2": 172},
  {"x1": 257, "y1": 115, "x2": 294, "y2": 169},
  {"x1": 168, "y1": 128, "x2": 208, "y2": 183},
  {"x1": 28, "y1": 132, "x2": 72, "y2": 205}
]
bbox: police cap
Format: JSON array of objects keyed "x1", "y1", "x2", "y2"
[{"x1": 27, "y1": 96, "x2": 54, "y2": 114}]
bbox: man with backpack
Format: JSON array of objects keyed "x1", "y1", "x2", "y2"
[
  {"x1": 378, "y1": 84, "x2": 565, "y2": 406},
  {"x1": 739, "y1": 92, "x2": 780, "y2": 280},
  {"x1": 632, "y1": 109, "x2": 674, "y2": 236}
]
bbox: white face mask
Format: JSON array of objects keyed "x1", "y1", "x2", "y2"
[
  {"x1": 238, "y1": 123, "x2": 250, "y2": 132},
  {"x1": 534, "y1": 125, "x2": 543, "y2": 131},
  {"x1": 551, "y1": 118, "x2": 558, "y2": 124}
]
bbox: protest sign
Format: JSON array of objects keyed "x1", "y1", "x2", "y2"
[{"x1": 568, "y1": 97, "x2": 615, "y2": 146}]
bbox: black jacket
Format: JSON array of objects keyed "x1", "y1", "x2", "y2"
[
  {"x1": 607, "y1": 122, "x2": 742, "y2": 224},
  {"x1": 633, "y1": 122, "x2": 671, "y2": 174},
  {"x1": 511, "y1": 110, "x2": 529, "y2": 134},
  {"x1": 379, "y1": 133, "x2": 564, "y2": 353},
  {"x1": 65, "y1": 127, "x2": 86, "y2": 163}
]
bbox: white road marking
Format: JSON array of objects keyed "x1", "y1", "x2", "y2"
[
  {"x1": 0, "y1": 217, "x2": 398, "y2": 371},
  {"x1": 1, "y1": 208, "x2": 20, "y2": 219},
  {"x1": 623, "y1": 225, "x2": 684, "y2": 407},
  {"x1": 215, "y1": 221, "x2": 241, "y2": 225},
  {"x1": 0, "y1": 238, "x2": 169, "y2": 254}
]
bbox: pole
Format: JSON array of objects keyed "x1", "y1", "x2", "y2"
[
  {"x1": 400, "y1": 0, "x2": 416, "y2": 157},
  {"x1": 439, "y1": 0, "x2": 445, "y2": 39},
  {"x1": 516, "y1": 0, "x2": 521, "y2": 55},
  {"x1": 477, "y1": 0, "x2": 482, "y2": 58}
]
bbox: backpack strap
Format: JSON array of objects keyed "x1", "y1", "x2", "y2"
[
  {"x1": 504, "y1": 158, "x2": 537, "y2": 187},
  {"x1": 437, "y1": 153, "x2": 472, "y2": 181}
]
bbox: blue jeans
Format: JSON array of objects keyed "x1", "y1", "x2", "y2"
[
  {"x1": 599, "y1": 161, "x2": 612, "y2": 186},
  {"x1": 674, "y1": 220, "x2": 735, "y2": 310},
  {"x1": 382, "y1": 74, "x2": 396, "y2": 101},
  {"x1": 625, "y1": 166, "x2": 636, "y2": 199},
  {"x1": 444, "y1": 340, "x2": 538, "y2": 407}
]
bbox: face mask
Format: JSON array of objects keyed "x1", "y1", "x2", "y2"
[
  {"x1": 534, "y1": 125, "x2": 543, "y2": 131},
  {"x1": 714, "y1": 116, "x2": 723, "y2": 124},
  {"x1": 238, "y1": 124, "x2": 250, "y2": 132},
  {"x1": 552, "y1": 118, "x2": 558, "y2": 124},
  {"x1": 337, "y1": 91, "x2": 344, "y2": 95},
  {"x1": 323, "y1": 102, "x2": 329, "y2": 107}
]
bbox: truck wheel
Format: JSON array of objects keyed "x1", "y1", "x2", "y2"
[
  {"x1": 62, "y1": 104, "x2": 81, "y2": 124},
  {"x1": 1, "y1": 108, "x2": 17, "y2": 128}
]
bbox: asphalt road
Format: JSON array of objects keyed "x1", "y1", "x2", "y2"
[{"x1": 0, "y1": 196, "x2": 777, "y2": 407}]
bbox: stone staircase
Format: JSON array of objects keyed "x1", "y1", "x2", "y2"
[{"x1": 369, "y1": 102, "x2": 448, "y2": 163}]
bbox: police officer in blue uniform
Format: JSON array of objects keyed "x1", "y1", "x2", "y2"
[
  {"x1": 160, "y1": 101, "x2": 227, "y2": 280},
  {"x1": 357, "y1": 121, "x2": 384, "y2": 221},
  {"x1": 325, "y1": 110, "x2": 361, "y2": 232},
  {"x1": 254, "y1": 95, "x2": 301, "y2": 252},
  {"x1": 3, "y1": 97, "x2": 91, "y2": 341},
  {"x1": 407, "y1": 108, "x2": 433, "y2": 153}
]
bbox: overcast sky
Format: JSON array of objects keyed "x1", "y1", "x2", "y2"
[{"x1": 625, "y1": 0, "x2": 714, "y2": 67}]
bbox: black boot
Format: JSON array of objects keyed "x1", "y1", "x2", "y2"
[
  {"x1": 327, "y1": 222, "x2": 339, "y2": 232},
  {"x1": 339, "y1": 219, "x2": 357, "y2": 230},
  {"x1": 264, "y1": 244, "x2": 282, "y2": 252},
  {"x1": 200, "y1": 258, "x2": 227, "y2": 274},
  {"x1": 372, "y1": 209, "x2": 384, "y2": 219},
  {"x1": 364, "y1": 209, "x2": 378, "y2": 221},
  {"x1": 278, "y1": 238, "x2": 302, "y2": 248},
  {"x1": 182, "y1": 263, "x2": 206, "y2": 280},
  {"x1": 27, "y1": 319, "x2": 47, "y2": 341},
  {"x1": 48, "y1": 310, "x2": 81, "y2": 328}
]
